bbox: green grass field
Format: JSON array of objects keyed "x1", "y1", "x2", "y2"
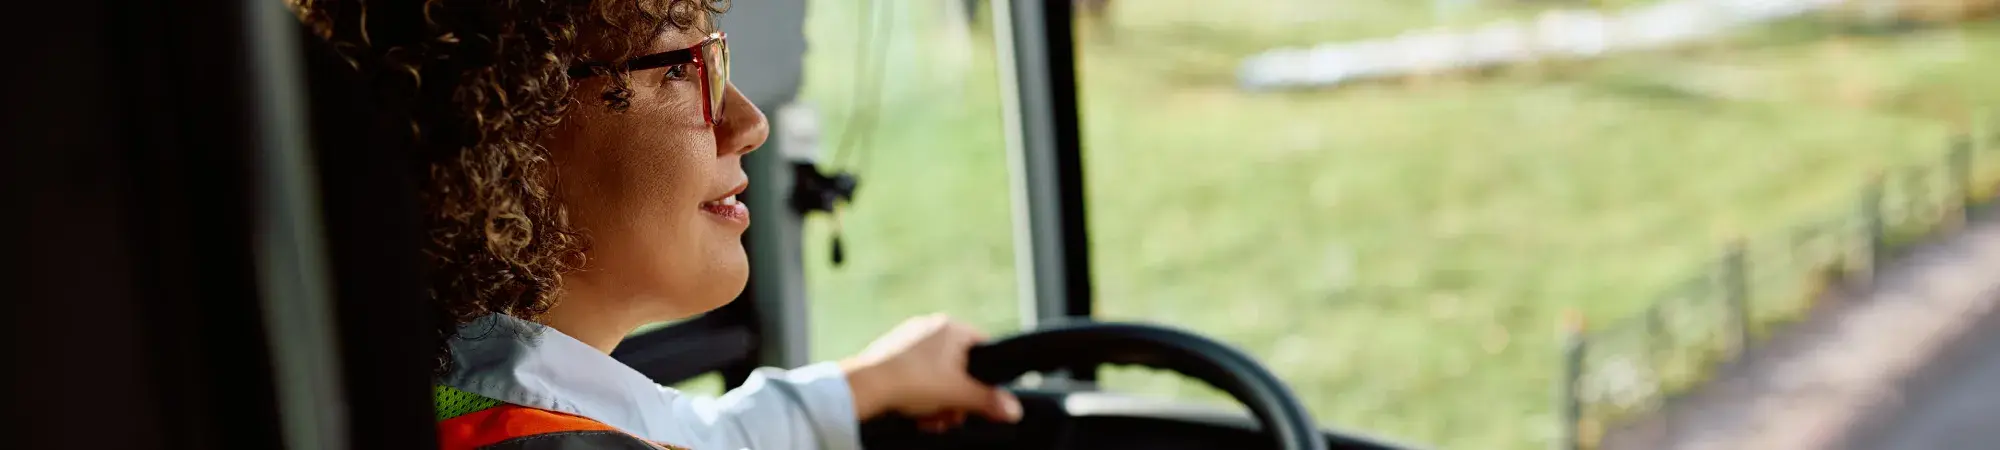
[{"x1": 781, "y1": 2, "x2": 2000, "y2": 448}]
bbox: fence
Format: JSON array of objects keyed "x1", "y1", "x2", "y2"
[{"x1": 1556, "y1": 114, "x2": 2000, "y2": 450}]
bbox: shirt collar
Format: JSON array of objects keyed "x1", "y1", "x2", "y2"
[{"x1": 439, "y1": 313, "x2": 681, "y2": 440}]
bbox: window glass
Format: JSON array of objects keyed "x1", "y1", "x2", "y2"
[
  {"x1": 671, "y1": 373, "x2": 725, "y2": 397},
  {"x1": 1077, "y1": 1, "x2": 2000, "y2": 449},
  {"x1": 802, "y1": 0, "x2": 1022, "y2": 359}
]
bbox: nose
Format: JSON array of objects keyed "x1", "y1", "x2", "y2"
[{"x1": 716, "y1": 83, "x2": 767, "y2": 158}]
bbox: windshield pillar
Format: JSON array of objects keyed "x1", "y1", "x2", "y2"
[{"x1": 992, "y1": 0, "x2": 1096, "y2": 380}]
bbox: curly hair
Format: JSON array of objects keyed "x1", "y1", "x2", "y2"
[{"x1": 291, "y1": 0, "x2": 728, "y2": 376}]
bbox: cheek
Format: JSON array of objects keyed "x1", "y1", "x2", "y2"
[
  {"x1": 550, "y1": 95, "x2": 720, "y2": 286},
  {"x1": 563, "y1": 103, "x2": 713, "y2": 219},
  {"x1": 607, "y1": 89, "x2": 715, "y2": 200},
  {"x1": 620, "y1": 122, "x2": 714, "y2": 220}
]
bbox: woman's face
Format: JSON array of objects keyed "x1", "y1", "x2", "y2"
[{"x1": 545, "y1": 25, "x2": 768, "y2": 322}]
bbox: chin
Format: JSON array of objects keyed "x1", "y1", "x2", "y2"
[{"x1": 692, "y1": 245, "x2": 751, "y2": 313}]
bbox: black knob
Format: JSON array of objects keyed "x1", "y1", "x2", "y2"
[{"x1": 831, "y1": 234, "x2": 846, "y2": 266}]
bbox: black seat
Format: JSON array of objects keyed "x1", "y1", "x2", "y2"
[{"x1": 297, "y1": 21, "x2": 440, "y2": 448}]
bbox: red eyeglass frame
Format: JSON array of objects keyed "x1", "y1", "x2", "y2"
[{"x1": 568, "y1": 32, "x2": 729, "y2": 126}]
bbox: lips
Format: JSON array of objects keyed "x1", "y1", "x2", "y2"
[
  {"x1": 702, "y1": 182, "x2": 750, "y2": 224},
  {"x1": 701, "y1": 194, "x2": 747, "y2": 218}
]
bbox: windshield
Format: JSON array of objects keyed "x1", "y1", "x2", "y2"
[{"x1": 799, "y1": 1, "x2": 2000, "y2": 449}]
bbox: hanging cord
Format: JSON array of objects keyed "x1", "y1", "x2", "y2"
[
  {"x1": 804, "y1": 0, "x2": 899, "y2": 267},
  {"x1": 828, "y1": 0, "x2": 896, "y2": 176}
]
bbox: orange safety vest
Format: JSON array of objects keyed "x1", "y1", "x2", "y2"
[{"x1": 434, "y1": 386, "x2": 689, "y2": 450}]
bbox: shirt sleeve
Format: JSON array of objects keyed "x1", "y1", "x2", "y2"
[{"x1": 663, "y1": 362, "x2": 863, "y2": 450}]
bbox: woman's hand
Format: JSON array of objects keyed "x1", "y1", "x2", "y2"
[{"x1": 841, "y1": 314, "x2": 1023, "y2": 431}]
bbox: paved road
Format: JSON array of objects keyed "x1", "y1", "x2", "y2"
[{"x1": 1840, "y1": 305, "x2": 2000, "y2": 450}]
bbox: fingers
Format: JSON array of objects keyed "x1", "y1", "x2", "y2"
[
  {"x1": 944, "y1": 318, "x2": 989, "y2": 343},
  {"x1": 935, "y1": 317, "x2": 1010, "y2": 422},
  {"x1": 913, "y1": 313, "x2": 984, "y2": 340},
  {"x1": 973, "y1": 387, "x2": 1024, "y2": 423},
  {"x1": 917, "y1": 388, "x2": 1021, "y2": 434},
  {"x1": 915, "y1": 312, "x2": 953, "y2": 331},
  {"x1": 863, "y1": 313, "x2": 1014, "y2": 430}
]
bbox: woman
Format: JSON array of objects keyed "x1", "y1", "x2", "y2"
[{"x1": 290, "y1": 1, "x2": 1020, "y2": 448}]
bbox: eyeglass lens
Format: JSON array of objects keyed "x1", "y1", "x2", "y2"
[{"x1": 706, "y1": 38, "x2": 729, "y2": 125}]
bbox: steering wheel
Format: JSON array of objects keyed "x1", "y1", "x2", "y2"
[{"x1": 861, "y1": 321, "x2": 1328, "y2": 450}]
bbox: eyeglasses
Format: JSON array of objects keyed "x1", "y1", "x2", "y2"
[{"x1": 569, "y1": 32, "x2": 730, "y2": 126}]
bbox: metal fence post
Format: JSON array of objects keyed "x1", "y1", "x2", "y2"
[
  {"x1": 1644, "y1": 304, "x2": 1665, "y2": 367},
  {"x1": 1723, "y1": 239, "x2": 1752, "y2": 354},
  {"x1": 1560, "y1": 317, "x2": 1586, "y2": 450},
  {"x1": 1955, "y1": 136, "x2": 1975, "y2": 223},
  {"x1": 1862, "y1": 176, "x2": 1887, "y2": 283},
  {"x1": 1990, "y1": 108, "x2": 2000, "y2": 145}
]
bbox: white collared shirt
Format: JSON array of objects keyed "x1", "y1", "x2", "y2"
[{"x1": 440, "y1": 313, "x2": 862, "y2": 450}]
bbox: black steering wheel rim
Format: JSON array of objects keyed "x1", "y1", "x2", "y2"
[{"x1": 959, "y1": 320, "x2": 1328, "y2": 450}]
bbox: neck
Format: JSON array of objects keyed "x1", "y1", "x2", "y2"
[{"x1": 540, "y1": 278, "x2": 652, "y2": 354}]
